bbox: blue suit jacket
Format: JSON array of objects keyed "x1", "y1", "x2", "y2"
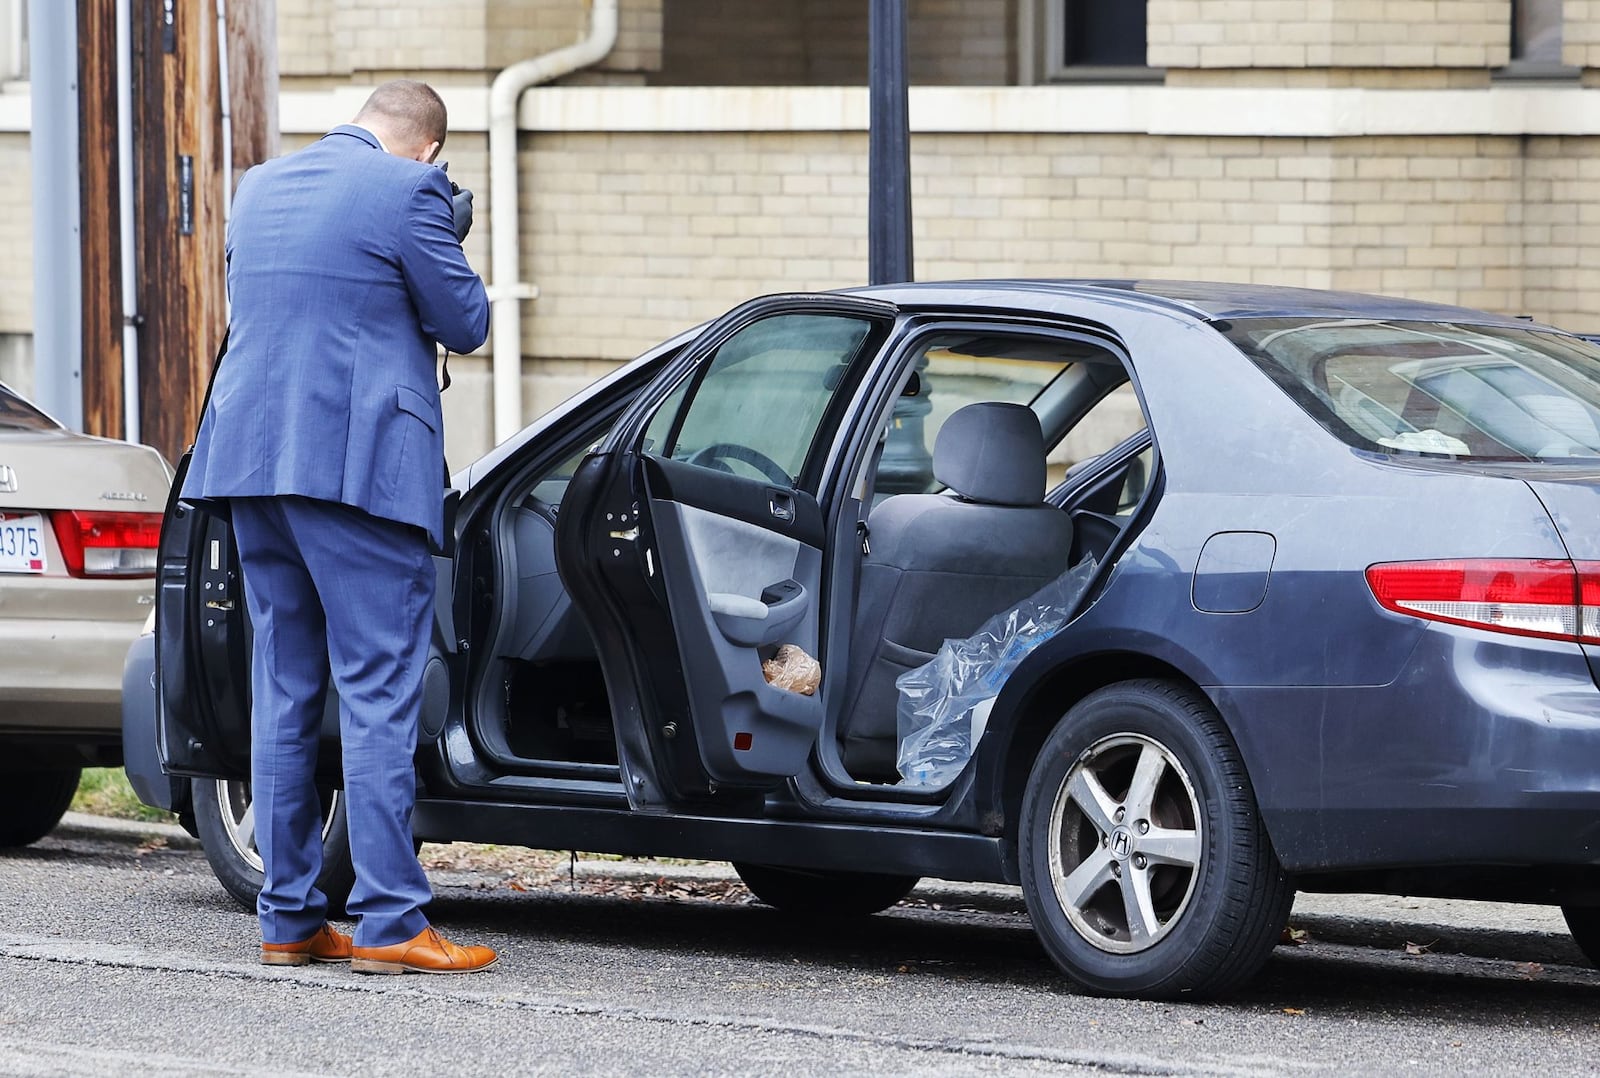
[{"x1": 184, "y1": 125, "x2": 489, "y2": 548}]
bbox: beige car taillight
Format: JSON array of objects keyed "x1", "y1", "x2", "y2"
[{"x1": 50, "y1": 510, "x2": 162, "y2": 578}]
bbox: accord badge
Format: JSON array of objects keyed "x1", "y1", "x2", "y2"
[{"x1": 100, "y1": 490, "x2": 149, "y2": 502}]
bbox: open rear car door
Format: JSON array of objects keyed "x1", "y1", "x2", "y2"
[
  {"x1": 557, "y1": 294, "x2": 897, "y2": 810},
  {"x1": 154, "y1": 452, "x2": 254, "y2": 779}
]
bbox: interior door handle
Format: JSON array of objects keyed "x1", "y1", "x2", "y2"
[{"x1": 768, "y1": 491, "x2": 795, "y2": 523}]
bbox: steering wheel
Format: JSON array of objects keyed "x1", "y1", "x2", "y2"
[{"x1": 686, "y1": 443, "x2": 792, "y2": 486}]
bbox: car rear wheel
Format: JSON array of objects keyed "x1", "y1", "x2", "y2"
[
  {"x1": 1018, "y1": 679, "x2": 1293, "y2": 999},
  {"x1": 733, "y1": 863, "x2": 920, "y2": 917},
  {"x1": 192, "y1": 777, "x2": 355, "y2": 917},
  {"x1": 0, "y1": 766, "x2": 82, "y2": 848},
  {"x1": 1561, "y1": 906, "x2": 1600, "y2": 968}
]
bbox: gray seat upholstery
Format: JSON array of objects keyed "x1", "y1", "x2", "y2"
[{"x1": 840, "y1": 402, "x2": 1074, "y2": 780}]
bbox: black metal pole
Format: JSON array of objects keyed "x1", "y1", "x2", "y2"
[{"x1": 868, "y1": 0, "x2": 913, "y2": 285}]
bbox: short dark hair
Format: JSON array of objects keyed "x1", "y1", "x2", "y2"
[{"x1": 354, "y1": 79, "x2": 448, "y2": 149}]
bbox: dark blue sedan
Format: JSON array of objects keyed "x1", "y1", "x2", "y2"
[{"x1": 124, "y1": 280, "x2": 1600, "y2": 998}]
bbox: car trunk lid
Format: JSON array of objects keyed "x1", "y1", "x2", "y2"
[{"x1": 0, "y1": 430, "x2": 170, "y2": 513}]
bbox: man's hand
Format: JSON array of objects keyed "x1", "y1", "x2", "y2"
[{"x1": 451, "y1": 185, "x2": 474, "y2": 243}]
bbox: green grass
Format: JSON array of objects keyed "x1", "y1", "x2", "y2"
[{"x1": 70, "y1": 767, "x2": 174, "y2": 823}]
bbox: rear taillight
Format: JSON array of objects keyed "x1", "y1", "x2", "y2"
[
  {"x1": 50, "y1": 510, "x2": 161, "y2": 578},
  {"x1": 1366, "y1": 558, "x2": 1600, "y2": 645}
]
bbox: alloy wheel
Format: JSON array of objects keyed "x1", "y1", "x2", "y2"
[
  {"x1": 1047, "y1": 733, "x2": 1203, "y2": 954},
  {"x1": 214, "y1": 779, "x2": 341, "y2": 875}
]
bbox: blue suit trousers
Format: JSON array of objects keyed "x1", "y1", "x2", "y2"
[{"x1": 230, "y1": 495, "x2": 434, "y2": 947}]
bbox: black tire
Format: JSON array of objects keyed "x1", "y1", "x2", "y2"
[
  {"x1": 0, "y1": 766, "x2": 82, "y2": 848},
  {"x1": 192, "y1": 777, "x2": 355, "y2": 917},
  {"x1": 1562, "y1": 906, "x2": 1600, "y2": 968},
  {"x1": 733, "y1": 863, "x2": 920, "y2": 917},
  {"x1": 1018, "y1": 679, "x2": 1293, "y2": 999}
]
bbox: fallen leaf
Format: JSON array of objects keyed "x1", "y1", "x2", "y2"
[
  {"x1": 1281, "y1": 926, "x2": 1310, "y2": 946},
  {"x1": 1282, "y1": 1007, "x2": 1306, "y2": 1016},
  {"x1": 1403, "y1": 940, "x2": 1436, "y2": 956},
  {"x1": 1515, "y1": 962, "x2": 1544, "y2": 980}
]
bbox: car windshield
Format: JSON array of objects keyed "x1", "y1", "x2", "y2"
[
  {"x1": 1222, "y1": 318, "x2": 1600, "y2": 462},
  {"x1": 0, "y1": 385, "x2": 59, "y2": 432}
]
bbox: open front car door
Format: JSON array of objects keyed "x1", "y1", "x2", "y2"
[{"x1": 557, "y1": 295, "x2": 897, "y2": 810}]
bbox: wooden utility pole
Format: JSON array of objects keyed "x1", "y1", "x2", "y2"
[
  {"x1": 76, "y1": 0, "x2": 123, "y2": 441},
  {"x1": 76, "y1": 0, "x2": 277, "y2": 463}
]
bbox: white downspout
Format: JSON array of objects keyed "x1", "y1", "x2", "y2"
[
  {"x1": 115, "y1": 0, "x2": 140, "y2": 444},
  {"x1": 215, "y1": 0, "x2": 234, "y2": 224},
  {"x1": 488, "y1": 0, "x2": 618, "y2": 446}
]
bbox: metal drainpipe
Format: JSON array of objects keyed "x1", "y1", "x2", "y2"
[
  {"x1": 489, "y1": 0, "x2": 619, "y2": 446},
  {"x1": 115, "y1": 0, "x2": 141, "y2": 444}
]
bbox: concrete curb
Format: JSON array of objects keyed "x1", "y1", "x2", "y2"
[{"x1": 58, "y1": 812, "x2": 199, "y2": 850}]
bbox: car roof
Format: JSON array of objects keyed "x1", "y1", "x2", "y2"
[{"x1": 850, "y1": 278, "x2": 1555, "y2": 331}]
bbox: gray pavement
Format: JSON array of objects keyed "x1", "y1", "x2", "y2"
[{"x1": 1, "y1": 814, "x2": 1597, "y2": 1076}]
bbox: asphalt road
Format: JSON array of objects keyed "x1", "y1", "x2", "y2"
[{"x1": 2, "y1": 816, "x2": 1599, "y2": 1077}]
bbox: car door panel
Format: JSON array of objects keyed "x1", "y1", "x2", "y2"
[
  {"x1": 558, "y1": 295, "x2": 897, "y2": 811},
  {"x1": 646, "y1": 475, "x2": 823, "y2": 781},
  {"x1": 155, "y1": 454, "x2": 252, "y2": 779}
]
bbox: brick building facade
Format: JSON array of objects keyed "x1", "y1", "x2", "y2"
[{"x1": 3, "y1": 0, "x2": 1599, "y2": 464}]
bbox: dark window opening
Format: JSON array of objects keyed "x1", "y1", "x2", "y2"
[
  {"x1": 1063, "y1": 0, "x2": 1148, "y2": 67},
  {"x1": 1511, "y1": 0, "x2": 1563, "y2": 63}
]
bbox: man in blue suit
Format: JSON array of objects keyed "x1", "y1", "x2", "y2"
[{"x1": 185, "y1": 81, "x2": 496, "y2": 974}]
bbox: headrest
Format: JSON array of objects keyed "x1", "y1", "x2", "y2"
[{"x1": 932, "y1": 402, "x2": 1046, "y2": 506}]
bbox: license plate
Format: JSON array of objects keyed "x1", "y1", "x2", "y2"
[{"x1": 0, "y1": 512, "x2": 47, "y2": 574}]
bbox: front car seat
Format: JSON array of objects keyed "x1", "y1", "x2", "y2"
[{"x1": 839, "y1": 402, "x2": 1074, "y2": 780}]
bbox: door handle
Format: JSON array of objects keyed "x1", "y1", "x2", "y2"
[{"x1": 768, "y1": 491, "x2": 795, "y2": 523}]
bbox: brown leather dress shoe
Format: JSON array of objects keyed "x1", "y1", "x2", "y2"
[
  {"x1": 350, "y1": 926, "x2": 498, "y2": 975},
  {"x1": 260, "y1": 924, "x2": 353, "y2": 966}
]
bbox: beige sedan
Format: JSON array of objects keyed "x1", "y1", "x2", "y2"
[{"x1": 0, "y1": 382, "x2": 171, "y2": 846}]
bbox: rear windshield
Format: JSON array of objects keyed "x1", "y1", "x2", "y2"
[
  {"x1": 1222, "y1": 318, "x2": 1600, "y2": 462},
  {"x1": 0, "y1": 385, "x2": 58, "y2": 432}
]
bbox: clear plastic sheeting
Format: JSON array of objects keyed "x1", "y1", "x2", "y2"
[
  {"x1": 896, "y1": 556, "x2": 1098, "y2": 787},
  {"x1": 763, "y1": 643, "x2": 822, "y2": 696}
]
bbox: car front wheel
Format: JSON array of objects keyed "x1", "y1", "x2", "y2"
[
  {"x1": 1018, "y1": 679, "x2": 1293, "y2": 999},
  {"x1": 733, "y1": 863, "x2": 920, "y2": 917},
  {"x1": 0, "y1": 766, "x2": 82, "y2": 848},
  {"x1": 191, "y1": 777, "x2": 355, "y2": 917}
]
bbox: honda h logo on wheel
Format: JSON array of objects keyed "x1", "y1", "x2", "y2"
[
  {"x1": 1111, "y1": 829, "x2": 1132, "y2": 858},
  {"x1": 0, "y1": 465, "x2": 16, "y2": 494}
]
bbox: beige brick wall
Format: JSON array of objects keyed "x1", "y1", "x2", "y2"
[
  {"x1": 1523, "y1": 137, "x2": 1600, "y2": 328},
  {"x1": 1149, "y1": 0, "x2": 1512, "y2": 70},
  {"x1": 276, "y1": 0, "x2": 662, "y2": 82},
  {"x1": 0, "y1": 132, "x2": 31, "y2": 335},
  {"x1": 485, "y1": 0, "x2": 662, "y2": 74},
  {"x1": 510, "y1": 130, "x2": 1554, "y2": 385},
  {"x1": 653, "y1": 0, "x2": 1012, "y2": 86},
  {"x1": 1567, "y1": 0, "x2": 1600, "y2": 68},
  {"x1": 278, "y1": 0, "x2": 343, "y2": 77}
]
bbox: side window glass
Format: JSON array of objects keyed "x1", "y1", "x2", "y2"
[
  {"x1": 525, "y1": 437, "x2": 604, "y2": 509},
  {"x1": 1114, "y1": 446, "x2": 1154, "y2": 516},
  {"x1": 876, "y1": 342, "x2": 1071, "y2": 497},
  {"x1": 644, "y1": 313, "x2": 880, "y2": 490},
  {"x1": 1049, "y1": 382, "x2": 1148, "y2": 488}
]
